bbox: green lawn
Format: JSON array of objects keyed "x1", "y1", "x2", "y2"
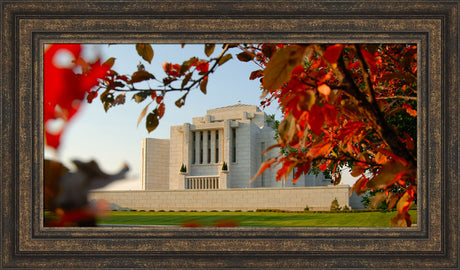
[{"x1": 97, "y1": 210, "x2": 417, "y2": 227}]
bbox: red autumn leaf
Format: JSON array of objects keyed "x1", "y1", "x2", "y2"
[
  {"x1": 195, "y1": 60, "x2": 209, "y2": 74},
  {"x1": 158, "y1": 102, "x2": 165, "y2": 118},
  {"x1": 323, "y1": 44, "x2": 344, "y2": 64},
  {"x1": 162, "y1": 62, "x2": 181, "y2": 77},
  {"x1": 321, "y1": 104, "x2": 338, "y2": 126},
  {"x1": 45, "y1": 130, "x2": 63, "y2": 150},
  {"x1": 307, "y1": 104, "x2": 324, "y2": 135},
  {"x1": 319, "y1": 162, "x2": 328, "y2": 171},
  {"x1": 156, "y1": 96, "x2": 163, "y2": 103},
  {"x1": 360, "y1": 48, "x2": 377, "y2": 74},
  {"x1": 44, "y1": 44, "x2": 110, "y2": 149},
  {"x1": 86, "y1": 91, "x2": 98, "y2": 103},
  {"x1": 81, "y1": 60, "x2": 110, "y2": 90}
]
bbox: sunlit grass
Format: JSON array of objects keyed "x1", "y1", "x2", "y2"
[{"x1": 97, "y1": 210, "x2": 417, "y2": 227}]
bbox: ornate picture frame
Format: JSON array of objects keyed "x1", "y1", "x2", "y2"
[{"x1": 1, "y1": 1, "x2": 458, "y2": 268}]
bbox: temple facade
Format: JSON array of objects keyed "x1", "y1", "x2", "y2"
[{"x1": 140, "y1": 104, "x2": 333, "y2": 191}]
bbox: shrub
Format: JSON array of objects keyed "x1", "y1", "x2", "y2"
[
  {"x1": 330, "y1": 198, "x2": 342, "y2": 211},
  {"x1": 180, "y1": 164, "x2": 187, "y2": 173},
  {"x1": 304, "y1": 205, "x2": 310, "y2": 211},
  {"x1": 342, "y1": 205, "x2": 350, "y2": 211},
  {"x1": 221, "y1": 162, "x2": 228, "y2": 171}
]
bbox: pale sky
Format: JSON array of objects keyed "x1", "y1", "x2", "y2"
[{"x1": 45, "y1": 44, "x2": 355, "y2": 190}]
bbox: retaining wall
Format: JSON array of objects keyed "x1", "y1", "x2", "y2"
[{"x1": 89, "y1": 185, "x2": 351, "y2": 211}]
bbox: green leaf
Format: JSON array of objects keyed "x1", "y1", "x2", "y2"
[
  {"x1": 205, "y1": 44, "x2": 215, "y2": 57},
  {"x1": 103, "y1": 57, "x2": 116, "y2": 69},
  {"x1": 135, "y1": 43, "x2": 154, "y2": 64},
  {"x1": 129, "y1": 70, "x2": 155, "y2": 84},
  {"x1": 137, "y1": 101, "x2": 152, "y2": 127},
  {"x1": 200, "y1": 77, "x2": 208, "y2": 94},
  {"x1": 218, "y1": 54, "x2": 233, "y2": 66},
  {"x1": 146, "y1": 110, "x2": 159, "y2": 133}
]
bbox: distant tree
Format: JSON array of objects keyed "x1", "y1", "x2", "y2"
[{"x1": 44, "y1": 43, "x2": 417, "y2": 226}]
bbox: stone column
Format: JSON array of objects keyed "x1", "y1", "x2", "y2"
[
  {"x1": 203, "y1": 130, "x2": 208, "y2": 164},
  {"x1": 223, "y1": 120, "x2": 231, "y2": 188},
  {"x1": 223, "y1": 120, "x2": 231, "y2": 165},
  {"x1": 183, "y1": 123, "x2": 191, "y2": 171},
  {"x1": 219, "y1": 171, "x2": 228, "y2": 189},
  {"x1": 178, "y1": 172, "x2": 186, "y2": 189},
  {"x1": 210, "y1": 130, "x2": 216, "y2": 164},
  {"x1": 195, "y1": 130, "x2": 200, "y2": 165}
]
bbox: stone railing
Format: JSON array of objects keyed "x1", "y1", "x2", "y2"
[{"x1": 185, "y1": 176, "x2": 220, "y2": 190}]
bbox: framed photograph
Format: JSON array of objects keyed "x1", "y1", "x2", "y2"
[{"x1": 1, "y1": 1, "x2": 458, "y2": 268}]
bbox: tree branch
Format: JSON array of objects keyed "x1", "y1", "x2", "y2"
[
  {"x1": 336, "y1": 47, "x2": 417, "y2": 172},
  {"x1": 375, "y1": 96, "x2": 417, "y2": 101}
]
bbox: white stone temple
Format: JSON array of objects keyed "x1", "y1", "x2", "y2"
[
  {"x1": 140, "y1": 104, "x2": 333, "y2": 191},
  {"x1": 89, "y1": 104, "x2": 364, "y2": 211}
]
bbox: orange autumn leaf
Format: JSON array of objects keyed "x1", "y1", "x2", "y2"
[
  {"x1": 263, "y1": 46, "x2": 306, "y2": 91},
  {"x1": 250, "y1": 158, "x2": 277, "y2": 183},
  {"x1": 366, "y1": 160, "x2": 407, "y2": 190},
  {"x1": 317, "y1": 84, "x2": 331, "y2": 96}
]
